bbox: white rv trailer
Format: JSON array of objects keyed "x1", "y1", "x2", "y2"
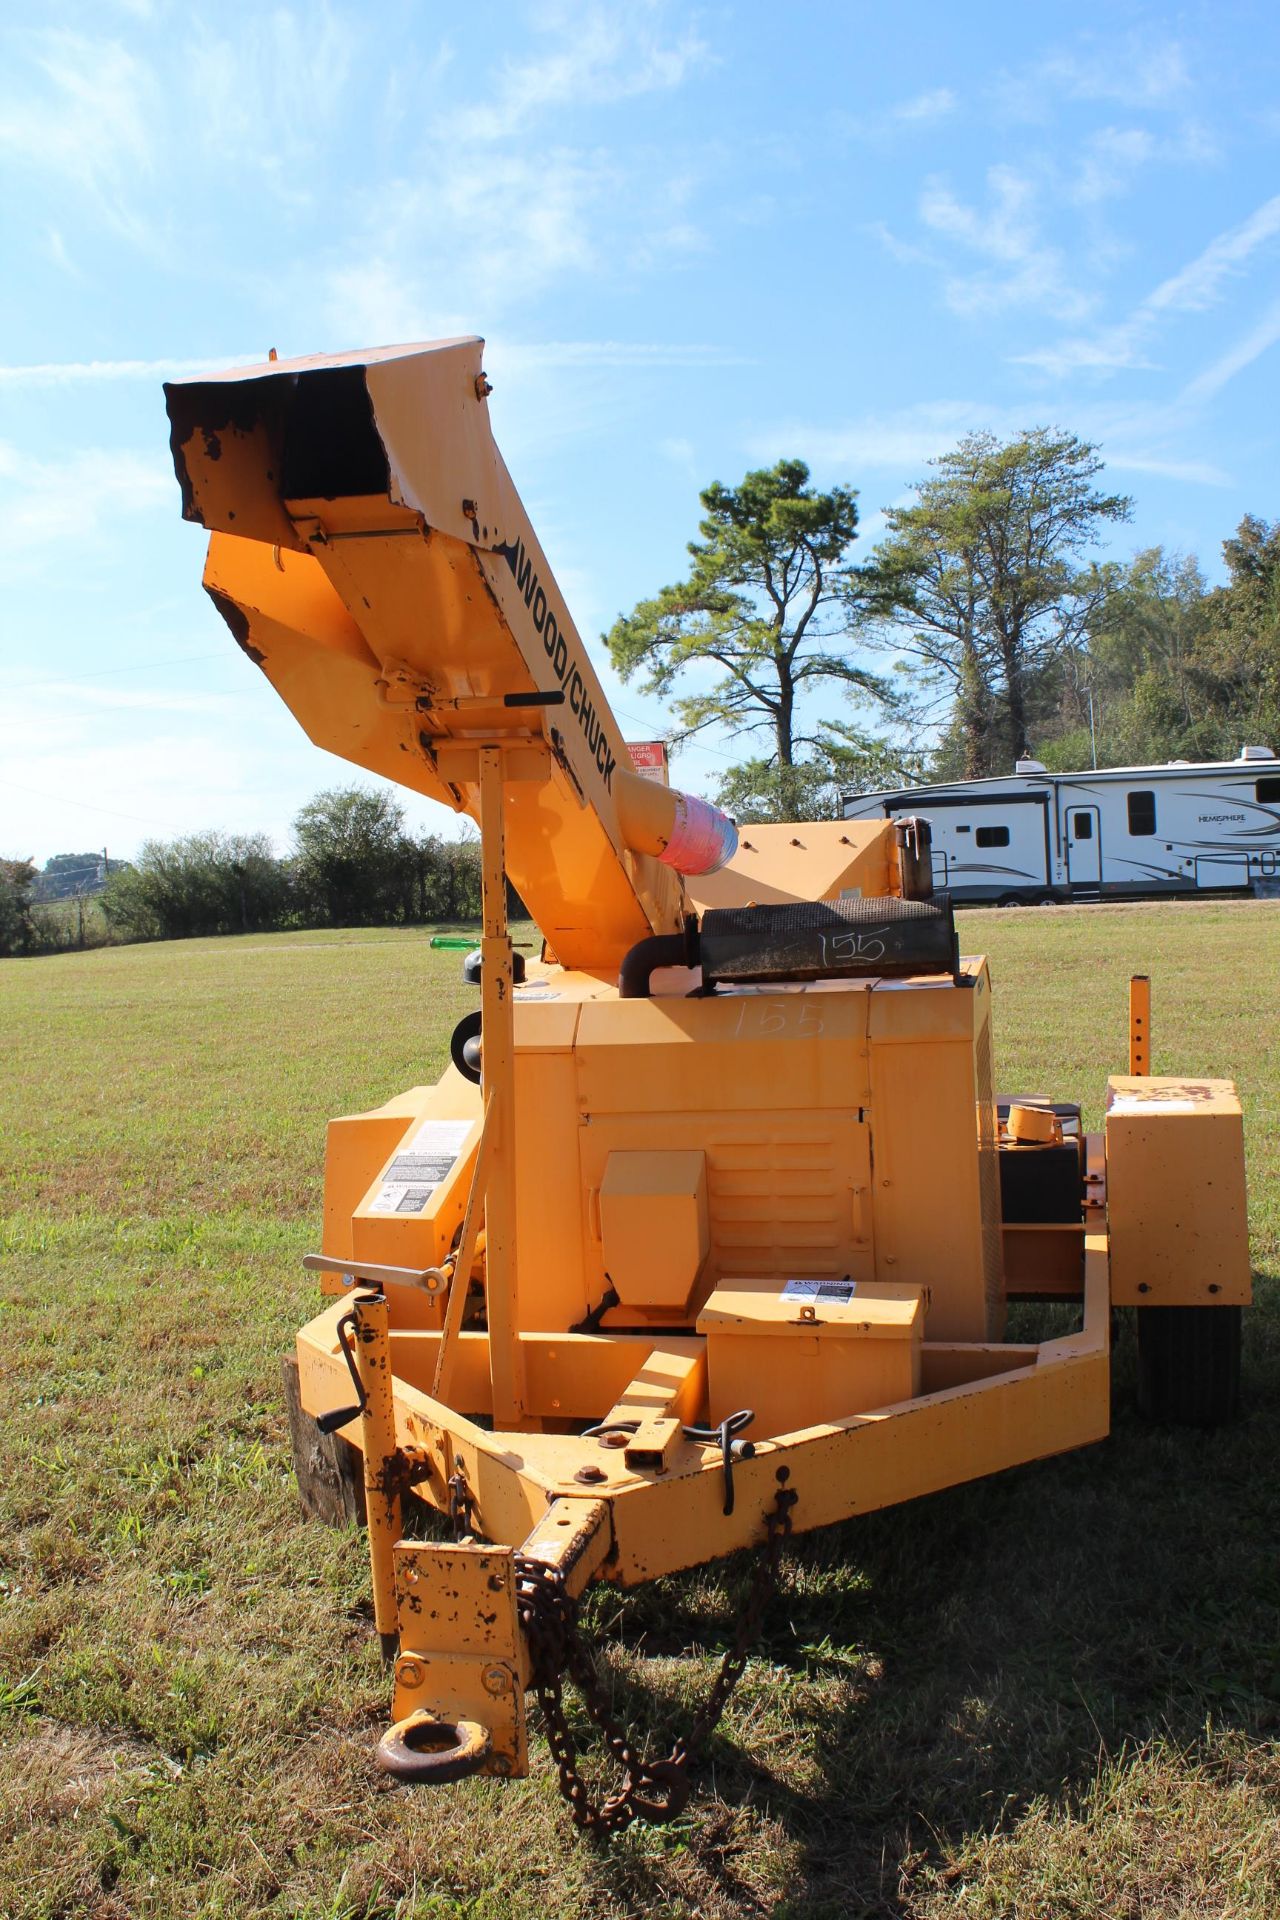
[{"x1": 842, "y1": 748, "x2": 1280, "y2": 904}]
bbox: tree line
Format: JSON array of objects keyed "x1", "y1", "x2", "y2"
[
  {"x1": 605, "y1": 434, "x2": 1279, "y2": 819},
  {"x1": 5, "y1": 427, "x2": 1276, "y2": 955},
  {"x1": 0, "y1": 788, "x2": 484, "y2": 957}
]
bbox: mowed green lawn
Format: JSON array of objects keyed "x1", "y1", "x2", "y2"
[{"x1": 2, "y1": 903, "x2": 1279, "y2": 1920}]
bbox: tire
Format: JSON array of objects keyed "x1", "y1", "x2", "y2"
[
  {"x1": 1135, "y1": 1305, "x2": 1242, "y2": 1428},
  {"x1": 995, "y1": 893, "x2": 1022, "y2": 908}
]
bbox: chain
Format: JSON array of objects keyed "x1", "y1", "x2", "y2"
[
  {"x1": 516, "y1": 1476, "x2": 798, "y2": 1834},
  {"x1": 447, "y1": 1467, "x2": 474, "y2": 1540}
]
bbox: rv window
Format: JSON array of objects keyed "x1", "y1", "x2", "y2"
[
  {"x1": 1072, "y1": 811, "x2": 1093, "y2": 839},
  {"x1": 1257, "y1": 777, "x2": 1280, "y2": 803},
  {"x1": 956, "y1": 824, "x2": 971, "y2": 833},
  {"x1": 975, "y1": 826, "x2": 1010, "y2": 848},
  {"x1": 1127, "y1": 790, "x2": 1157, "y2": 836}
]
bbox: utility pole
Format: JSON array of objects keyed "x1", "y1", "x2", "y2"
[{"x1": 1085, "y1": 689, "x2": 1098, "y2": 769}]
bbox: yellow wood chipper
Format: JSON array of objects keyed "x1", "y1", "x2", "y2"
[{"x1": 164, "y1": 340, "x2": 1252, "y2": 1832}]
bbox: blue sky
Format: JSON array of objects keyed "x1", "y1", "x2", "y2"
[{"x1": 2, "y1": 0, "x2": 1278, "y2": 866}]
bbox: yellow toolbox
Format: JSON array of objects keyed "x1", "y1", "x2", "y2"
[{"x1": 697, "y1": 1276, "x2": 925, "y2": 1437}]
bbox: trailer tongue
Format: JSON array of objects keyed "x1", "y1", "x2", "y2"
[{"x1": 164, "y1": 340, "x2": 1252, "y2": 1829}]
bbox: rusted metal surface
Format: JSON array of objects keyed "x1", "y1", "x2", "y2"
[
  {"x1": 518, "y1": 1498, "x2": 612, "y2": 1598},
  {"x1": 392, "y1": 1539, "x2": 526, "y2": 1777},
  {"x1": 376, "y1": 1712, "x2": 491, "y2": 1784},
  {"x1": 280, "y1": 1353, "x2": 364, "y2": 1527},
  {"x1": 350, "y1": 1288, "x2": 402, "y2": 1653}
]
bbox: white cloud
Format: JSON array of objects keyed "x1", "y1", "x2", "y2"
[
  {"x1": 183, "y1": 8, "x2": 357, "y2": 179},
  {"x1": 0, "y1": 30, "x2": 158, "y2": 241},
  {"x1": 503, "y1": 340, "x2": 748, "y2": 369},
  {"x1": 1071, "y1": 127, "x2": 1155, "y2": 205},
  {"x1": 748, "y1": 396, "x2": 1235, "y2": 494},
  {"x1": 891, "y1": 87, "x2": 956, "y2": 124},
  {"x1": 747, "y1": 401, "x2": 1008, "y2": 475},
  {"x1": 919, "y1": 166, "x2": 1092, "y2": 320},
  {"x1": 0, "y1": 10, "x2": 369, "y2": 250},
  {"x1": 1179, "y1": 295, "x2": 1280, "y2": 406},
  {"x1": 43, "y1": 227, "x2": 79, "y2": 276},
  {"x1": 1149, "y1": 194, "x2": 1280, "y2": 314},
  {"x1": 659, "y1": 435, "x2": 698, "y2": 480},
  {"x1": 325, "y1": 142, "x2": 609, "y2": 337},
  {"x1": 867, "y1": 220, "x2": 937, "y2": 269},
  {"x1": 1015, "y1": 327, "x2": 1154, "y2": 378},
  {"x1": 0, "y1": 442, "x2": 172, "y2": 582},
  {"x1": 1017, "y1": 192, "x2": 1280, "y2": 377},
  {"x1": 448, "y1": 6, "x2": 710, "y2": 142},
  {"x1": 0, "y1": 343, "x2": 749, "y2": 395},
  {"x1": 1100, "y1": 451, "x2": 1231, "y2": 486},
  {"x1": 320, "y1": 9, "x2": 715, "y2": 348},
  {"x1": 0, "y1": 355, "x2": 253, "y2": 389},
  {"x1": 920, "y1": 165, "x2": 1035, "y2": 258},
  {"x1": 43, "y1": 685, "x2": 237, "y2": 715},
  {"x1": 1039, "y1": 37, "x2": 1190, "y2": 108},
  {"x1": 1068, "y1": 120, "x2": 1218, "y2": 208},
  {"x1": 997, "y1": 35, "x2": 1191, "y2": 120}
]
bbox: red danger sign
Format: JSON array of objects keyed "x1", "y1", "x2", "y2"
[{"x1": 627, "y1": 740, "x2": 668, "y2": 784}]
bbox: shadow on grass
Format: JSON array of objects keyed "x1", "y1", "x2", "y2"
[{"x1": 568, "y1": 1282, "x2": 1280, "y2": 1918}]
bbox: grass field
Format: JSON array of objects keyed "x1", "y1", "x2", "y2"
[{"x1": 2, "y1": 902, "x2": 1279, "y2": 1920}]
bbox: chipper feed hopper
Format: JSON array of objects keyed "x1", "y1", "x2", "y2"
[{"x1": 165, "y1": 340, "x2": 1253, "y2": 1832}]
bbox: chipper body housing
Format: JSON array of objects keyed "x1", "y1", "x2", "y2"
[{"x1": 165, "y1": 340, "x2": 1253, "y2": 1815}]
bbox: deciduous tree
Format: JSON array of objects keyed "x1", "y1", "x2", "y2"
[
  {"x1": 0, "y1": 858, "x2": 37, "y2": 957},
  {"x1": 605, "y1": 460, "x2": 885, "y2": 772},
  {"x1": 293, "y1": 787, "x2": 407, "y2": 927},
  {"x1": 713, "y1": 731, "x2": 922, "y2": 824},
  {"x1": 871, "y1": 430, "x2": 1131, "y2": 776}
]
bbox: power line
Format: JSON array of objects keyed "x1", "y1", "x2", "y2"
[
  {"x1": 0, "y1": 776, "x2": 174, "y2": 831},
  {"x1": 609, "y1": 701, "x2": 739, "y2": 764},
  {"x1": 5, "y1": 650, "x2": 230, "y2": 694}
]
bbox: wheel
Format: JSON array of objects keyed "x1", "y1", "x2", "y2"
[
  {"x1": 450, "y1": 1009, "x2": 483, "y2": 1084},
  {"x1": 995, "y1": 893, "x2": 1022, "y2": 908},
  {"x1": 1135, "y1": 1305, "x2": 1241, "y2": 1427}
]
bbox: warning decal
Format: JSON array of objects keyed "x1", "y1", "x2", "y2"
[
  {"x1": 395, "y1": 1187, "x2": 433, "y2": 1213},
  {"x1": 781, "y1": 1278, "x2": 857, "y2": 1302},
  {"x1": 385, "y1": 1151, "x2": 461, "y2": 1185},
  {"x1": 368, "y1": 1118, "x2": 473, "y2": 1216}
]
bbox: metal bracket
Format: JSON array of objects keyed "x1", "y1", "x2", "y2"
[
  {"x1": 303, "y1": 1252, "x2": 447, "y2": 1297},
  {"x1": 392, "y1": 1541, "x2": 527, "y2": 1779}
]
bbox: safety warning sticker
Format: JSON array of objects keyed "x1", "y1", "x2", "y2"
[
  {"x1": 781, "y1": 1278, "x2": 857, "y2": 1302},
  {"x1": 368, "y1": 1118, "x2": 473, "y2": 1215}
]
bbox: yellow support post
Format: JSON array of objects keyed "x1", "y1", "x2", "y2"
[
  {"x1": 433, "y1": 1097, "x2": 495, "y2": 1404},
  {"x1": 351, "y1": 1287, "x2": 402, "y2": 1661},
  {"x1": 1129, "y1": 974, "x2": 1151, "y2": 1076},
  {"x1": 478, "y1": 747, "x2": 525, "y2": 1426}
]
